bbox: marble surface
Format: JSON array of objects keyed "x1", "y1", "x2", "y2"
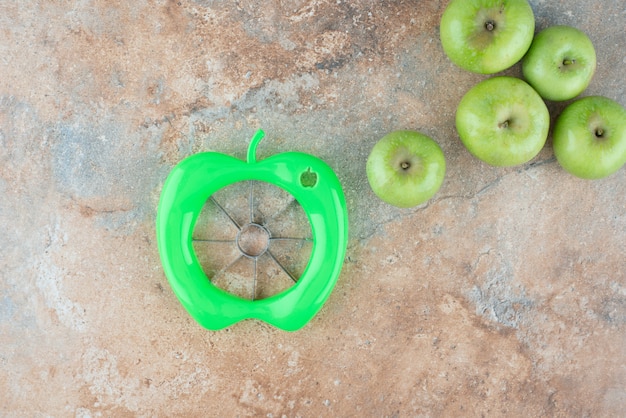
[{"x1": 1, "y1": 0, "x2": 625, "y2": 416}]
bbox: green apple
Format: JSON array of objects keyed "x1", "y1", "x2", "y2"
[
  {"x1": 553, "y1": 96, "x2": 626, "y2": 179},
  {"x1": 440, "y1": 0, "x2": 535, "y2": 74},
  {"x1": 522, "y1": 25, "x2": 596, "y2": 101},
  {"x1": 456, "y1": 76, "x2": 550, "y2": 166},
  {"x1": 366, "y1": 130, "x2": 446, "y2": 208}
]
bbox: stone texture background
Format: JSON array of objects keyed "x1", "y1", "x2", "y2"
[{"x1": 1, "y1": 0, "x2": 625, "y2": 416}]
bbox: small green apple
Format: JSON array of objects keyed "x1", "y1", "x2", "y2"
[
  {"x1": 440, "y1": 0, "x2": 535, "y2": 74},
  {"x1": 456, "y1": 76, "x2": 550, "y2": 166},
  {"x1": 553, "y1": 96, "x2": 626, "y2": 179},
  {"x1": 522, "y1": 25, "x2": 596, "y2": 101},
  {"x1": 366, "y1": 130, "x2": 446, "y2": 208}
]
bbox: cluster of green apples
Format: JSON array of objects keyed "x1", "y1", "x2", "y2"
[{"x1": 366, "y1": 0, "x2": 626, "y2": 208}]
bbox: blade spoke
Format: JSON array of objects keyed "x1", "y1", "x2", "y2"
[
  {"x1": 249, "y1": 181, "x2": 255, "y2": 223},
  {"x1": 270, "y1": 237, "x2": 313, "y2": 242},
  {"x1": 211, "y1": 254, "x2": 243, "y2": 284},
  {"x1": 192, "y1": 239, "x2": 235, "y2": 243},
  {"x1": 210, "y1": 196, "x2": 241, "y2": 230},
  {"x1": 251, "y1": 257, "x2": 258, "y2": 301},
  {"x1": 267, "y1": 250, "x2": 298, "y2": 283},
  {"x1": 266, "y1": 196, "x2": 298, "y2": 223}
]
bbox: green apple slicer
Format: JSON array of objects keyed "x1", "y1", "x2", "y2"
[{"x1": 156, "y1": 130, "x2": 349, "y2": 331}]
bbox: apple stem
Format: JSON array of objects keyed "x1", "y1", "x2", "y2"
[
  {"x1": 499, "y1": 120, "x2": 510, "y2": 129},
  {"x1": 595, "y1": 128, "x2": 604, "y2": 138},
  {"x1": 563, "y1": 58, "x2": 575, "y2": 66},
  {"x1": 485, "y1": 20, "x2": 496, "y2": 31},
  {"x1": 247, "y1": 130, "x2": 265, "y2": 164},
  {"x1": 401, "y1": 161, "x2": 411, "y2": 170}
]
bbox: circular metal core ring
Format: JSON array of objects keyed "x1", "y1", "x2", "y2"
[{"x1": 236, "y1": 222, "x2": 271, "y2": 258}]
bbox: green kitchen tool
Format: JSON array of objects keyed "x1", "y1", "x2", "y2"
[{"x1": 156, "y1": 130, "x2": 348, "y2": 331}]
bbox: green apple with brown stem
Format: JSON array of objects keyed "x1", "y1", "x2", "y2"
[
  {"x1": 366, "y1": 130, "x2": 446, "y2": 208},
  {"x1": 553, "y1": 96, "x2": 626, "y2": 179},
  {"x1": 522, "y1": 25, "x2": 596, "y2": 101},
  {"x1": 455, "y1": 76, "x2": 550, "y2": 166},
  {"x1": 440, "y1": 0, "x2": 535, "y2": 74}
]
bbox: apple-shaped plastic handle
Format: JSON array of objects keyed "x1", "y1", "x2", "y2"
[{"x1": 156, "y1": 130, "x2": 348, "y2": 331}]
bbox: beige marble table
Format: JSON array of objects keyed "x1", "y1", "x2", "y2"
[{"x1": 1, "y1": 1, "x2": 624, "y2": 415}]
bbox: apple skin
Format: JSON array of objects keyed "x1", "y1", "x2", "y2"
[
  {"x1": 440, "y1": 0, "x2": 535, "y2": 74},
  {"x1": 366, "y1": 130, "x2": 446, "y2": 208},
  {"x1": 522, "y1": 25, "x2": 596, "y2": 102},
  {"x1": 553, "y1": 96, "x2": 626, "y2": 179},
  {"x1": 456, "y1": 76, "x2": 550, "y2": 166}
]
